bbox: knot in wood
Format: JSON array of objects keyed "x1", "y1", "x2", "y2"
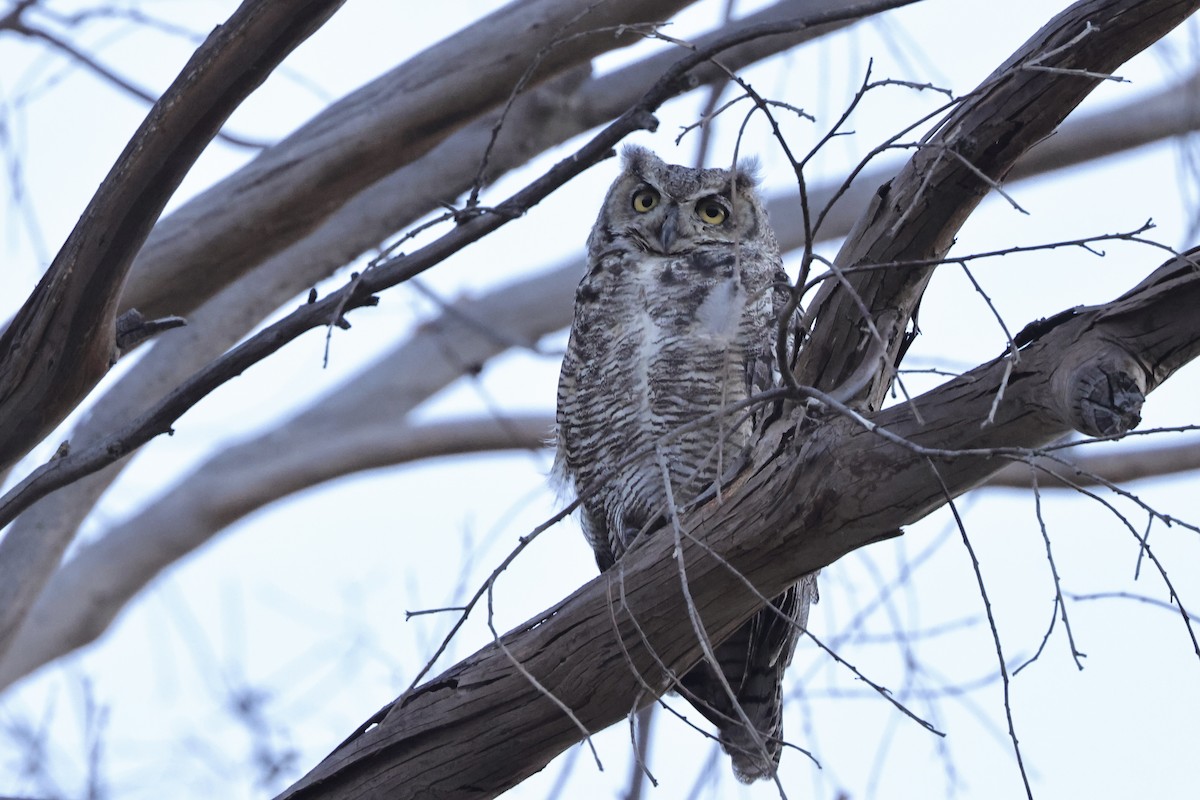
[{"x1": 1070, "y1": 357, "x2": 1145, "y2": 438}]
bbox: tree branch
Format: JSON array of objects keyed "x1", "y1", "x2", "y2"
[
  {"x1": 0, "y1": 413, "x2": 550, "y2": 692},
  {"x1": 988, "y1": 436, "x2": 1200, "y2": 487},
  {"x1": 0, "y1": 0, "x2": 347, "y2": 663},
  {"x1": 115, "y1": 0, "x2": 701, "y2": 322},
  {"x1": 0, "y1": 0, "x2": 346, "y2": 473},
  {"x1": 796, "y1": 0, "x2": 1199, "y2": 409}
]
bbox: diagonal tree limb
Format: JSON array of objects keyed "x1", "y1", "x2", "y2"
[
  {"x1": 767, "y1": 64, "x2": 1200, "y2": 257},
  {"x1": 114, "y1": 0, "x2": 701, "y2": 322},
  {"x1": 0, "y1": 0, "x2": 348, "y2": 663},
  {"x1": 0, "y1": 0, "x2": 347, "y2": 474},
  {"x1": 794, "y1": 0, "x2": 1200, "y2": 409},
  {"x1": 275, "y1": 248, "x2": 1200, "y2": 800}
]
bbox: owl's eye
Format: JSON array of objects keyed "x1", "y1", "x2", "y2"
[
  {"x1": 631, "y1": 188, "x2": 659, "y2": 213},
  {"x1": 696, "y1": 198, "x2": 728, "y2": 225}
]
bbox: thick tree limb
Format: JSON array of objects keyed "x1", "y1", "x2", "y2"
[
  {"x1": 115, "y1": 0, "x2": 699, "y2": 322},
  {"x1": 0, "y1": 0, "x2": 346, "y2": 663},
  {"x1": 796, "y1": 0, "x2": 1200, "y2": 407},
  {"x1": 276, "y1": 249, "x2": 1200, "y2": 799},
  {"x1": 0, "y1": 0, "x2": 345, "y2": 473}
]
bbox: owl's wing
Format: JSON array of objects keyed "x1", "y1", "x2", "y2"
[
  {"x1": 740, "y1": 263, "x2": 793, "y2": 446},
  {"x1": 554, "y1": 253, "x2": 627, "y2": 570}
]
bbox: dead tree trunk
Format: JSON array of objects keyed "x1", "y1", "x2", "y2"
[{"x1": 277, "y1": 1, "x2": 1200, "y2": 798}]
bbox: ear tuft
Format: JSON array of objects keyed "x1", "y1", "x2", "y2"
[
  {"x1": 733, "y1": 156, "x2": 762, "y2": 189},
  {"x1": 621, "y1": 144, "x2": 658, "y2": 177}
]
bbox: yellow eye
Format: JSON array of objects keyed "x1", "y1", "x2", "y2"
[
  {"x1": 631, "y1": 188, "x2": 659, "y2": 213},
  {"x1": 696, "y1": 199, "x2": 728, "y2": 225}
]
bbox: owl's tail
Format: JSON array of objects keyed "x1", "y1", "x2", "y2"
[{"x1": 679, "y1": 575, "x2": 817, "y2": 783}]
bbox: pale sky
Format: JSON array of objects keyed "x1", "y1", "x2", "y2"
[{"x1": 1, "y1": 2, "x2": 1198, "y2": 798}]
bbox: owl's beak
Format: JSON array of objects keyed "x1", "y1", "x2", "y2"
[{"x1": 658, "y1": 207, "x2": 679, "y2": 253}]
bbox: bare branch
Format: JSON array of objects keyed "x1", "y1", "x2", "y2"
[
  {"x1": 0, "y1": 414, "x2": 549, "y2": 691},
  {"x1": 115, "y1": 0, "x2": 702, "y2": 322},
  {"x1": 0, "y1": 0, "x2": 345, "y2": 472},
  {"x1": 988, "y1": 436, "x2": 1200, "y2": 487},
  {"x1": 794, "y1": 0, "x2": 1199, "y2": 411}
]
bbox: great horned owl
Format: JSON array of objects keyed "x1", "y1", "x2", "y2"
[{"x1": 554, "y1": 145, "x2": 818, "y2": 783}]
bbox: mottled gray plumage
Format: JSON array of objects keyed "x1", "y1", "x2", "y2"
[{"x1": 554, "y1": 146, "x2": 817, "y2": 783}]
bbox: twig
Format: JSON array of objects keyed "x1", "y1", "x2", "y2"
[
  {"x1": 1014, "y1": 468, "x2": 1086, "y2": 675},
  {"x1": 655, "y1": 447, "x2": 789, "y2": 798},
  {"x1": 624, "y1": 704, "x2": 657, "y2": 798},
  {"x1": 927, "y1": 460, "x2": 1034, "y2": 800},
  {"x1": 485, "y1": 580, "x2": 603, "y2": 771},
  {"x1": 401, "y1": 499, "x2": 576, "y2": 695},
  {"x1": 404, "y1": 606, "x2": 467, "y2": 620}
]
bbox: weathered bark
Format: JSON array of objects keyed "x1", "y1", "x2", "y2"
[
  {"x1": 0, "y1": 0, "x2": 347, "y2": 662},
  {"x1": 276, "y1": 250, "x2": 1200, "y2": 799}
]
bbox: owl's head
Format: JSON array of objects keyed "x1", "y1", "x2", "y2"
[{"x1": 588, "y1": 145, "x2": 774, "y2": 257}]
